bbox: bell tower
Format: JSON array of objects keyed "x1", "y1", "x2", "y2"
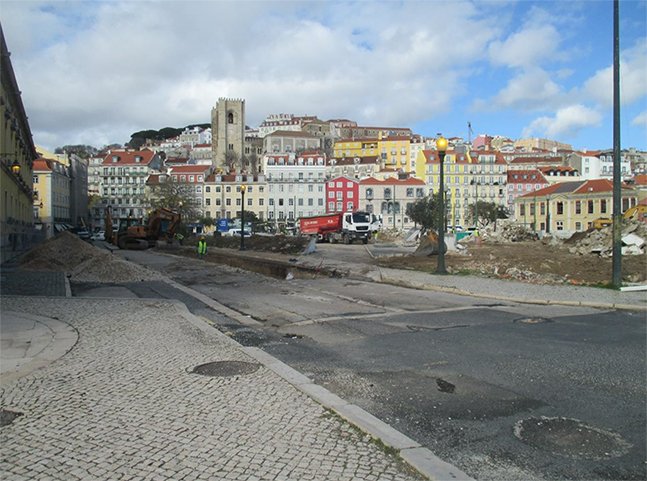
[{"x1": 211, "y1": 98, "x2": 245, "y2": 172}]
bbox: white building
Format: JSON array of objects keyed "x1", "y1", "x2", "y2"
[
  {"x1": 264, "y1": 152, "x2": 328, "y2": 221},
  {"x1": 566, "y1": 151, "x2": 632, "y2": 181}
]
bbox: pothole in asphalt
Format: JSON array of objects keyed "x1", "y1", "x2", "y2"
[
  {"x1": 283, "y1": 333, "x2": 304, "y2": 339},
  {"x1": 0, "y1": 408, "x2": 23, "y2": 427},
  {"x1": 513, "y1": 317, "x2": 553, "y2": 324},
  {"x1": 514, "y1": 416, "x2": 632, "y2": 460},
  {"x1": 191, "y1": 361, "x2": 260, "y2": 377}
]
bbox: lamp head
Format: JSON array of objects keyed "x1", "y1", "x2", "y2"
[
  {"x1": 240, "y1": 185, "x2": 247, "y2": 193},
  {"x1": 10, "y1": 159, "x2": 21, "y2": 175},
  {"x1": 436, "y1": 136, "x2": 448, "y2": 153}
]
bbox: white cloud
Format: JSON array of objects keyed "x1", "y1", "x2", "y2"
[
  {"x1": 3, "y1": 0, "x2": 503, "y2": 149},
  {"x1": 488, "y1": 67, "x2": 563, "y2": 110},
  {"x1": 583, "y1": 38, "x2": 647, "y2": 107},
  {"x1": 488, "y1": 24, "x2": 561, "y2": 69},
  {"x1": 632, "y1": 111, "x2": 647, "y2": 127},
  {"x1": 522, "y1": 105, "x2": 602, "y2": 138}
]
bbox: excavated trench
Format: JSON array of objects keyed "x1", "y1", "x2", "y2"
[{"x1": 202, "y1": 251, "x2": 345, "y2": 280}]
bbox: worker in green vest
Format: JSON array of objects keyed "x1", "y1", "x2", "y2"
[{"x1": 197, "y1": 235, "x2": 207, "y2": 258}]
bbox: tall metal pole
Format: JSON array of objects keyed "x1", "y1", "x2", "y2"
[
  {"x1": 612, "y1": 0, "x2": 622, "y2": 287},
  {"x1": 240, "y1": 185, "x2": 246, "y2": 251},
  {"x1": 436, "y1": 136, "x2": 448, "y2": 274}
]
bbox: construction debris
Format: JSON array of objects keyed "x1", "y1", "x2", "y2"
[{"x1": 567, "y1": 221, "x2": 647, "y2": 257}]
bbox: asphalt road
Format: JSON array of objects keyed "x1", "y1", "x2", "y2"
[{"x1": 76, "y1": 245, "x2": 647, "y2": 481}]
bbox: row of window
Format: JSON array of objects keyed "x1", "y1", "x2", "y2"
[{"x1": 518, "y1": 198, "x2": 621, "y2": 217}]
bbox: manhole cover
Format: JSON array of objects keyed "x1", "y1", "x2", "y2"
[
  {"x1": 514, "y1": 317, "x2": 553, "y2": 324},
  {"x1": 0, "y1": 408, "x2": 23, "y2": 427},
  {"x1": 191, "y1": 361, "x2": 260, "y2": 377},
  {"x1": 514, "y1": 416, "x2": 632, "y2": 460}
]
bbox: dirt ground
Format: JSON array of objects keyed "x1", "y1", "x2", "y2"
[{"x1": 376, "y1": 239, "x2": 647, "y2": 287}]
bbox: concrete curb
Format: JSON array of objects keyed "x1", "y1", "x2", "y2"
[
  {"x1": 169, "y1": 290, "x2": 475, "y2": 481},
  {"x1": 377, "y1": 274, "x2": 647, "y2": 312}
]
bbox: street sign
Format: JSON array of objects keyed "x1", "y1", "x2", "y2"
[{"x1": 217, "y1": 219, "x2": 229, "y2": 232}]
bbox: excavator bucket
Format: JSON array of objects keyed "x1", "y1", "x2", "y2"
[{"x1": 414, "y1": 230, "x2": 447, "y2": 257}]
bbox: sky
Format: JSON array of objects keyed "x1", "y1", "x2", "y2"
[{"x1": 1, "y1": 0, "x2": 646, "y2": 153}]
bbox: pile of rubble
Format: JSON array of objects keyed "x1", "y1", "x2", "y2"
[
  {"x1": 466, "y1": 219, "x2": 539, "y2": 243},
  {"x1": 567, "y1": 221, "x2": 647, "y2": 257},
  {"x1": 20, "y1": 232, "x2": 164, "y2": 282}
]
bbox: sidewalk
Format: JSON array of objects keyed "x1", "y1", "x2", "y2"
[
  {"x1": 225, "y1": 247, "x2": 647, "y2": 312},
  {"x1": 0, "y1": 266, "x2": 472, "y2": 481}
]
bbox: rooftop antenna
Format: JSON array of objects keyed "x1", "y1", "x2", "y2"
[{"x1": 467, "y1": 121, "x2": 474, "y2": 145}]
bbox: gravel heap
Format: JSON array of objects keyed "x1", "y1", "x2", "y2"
[{"x1": 20, "y1": 232, "x2": 165, "y2": 282}]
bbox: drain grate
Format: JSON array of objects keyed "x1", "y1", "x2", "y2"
[
  {"x1": 0, "y1": 408, "x2": 23, "y2": 427},
  {"x1": 192, "y1": 361, "x2": 260, "y2": 377},
  {"x1": 514, "y1": 416, "x2": 632, "y2": 460}
]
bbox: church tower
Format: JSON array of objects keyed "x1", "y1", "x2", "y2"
[{"x1": 211, "y1": 98, "x2": 245, "y2": 172}]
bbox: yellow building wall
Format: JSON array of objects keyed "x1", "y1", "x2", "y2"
[{"x1": 377, "y1": 139, "x2": 410, "y2": 171}]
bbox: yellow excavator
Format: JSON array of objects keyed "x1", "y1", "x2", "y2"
[
  {"x1": 591, "y1": 204, "x2": 647, "y2": 229},
  {"x1": 105, "y1": 206, "x2": 181, "y2": 249}
]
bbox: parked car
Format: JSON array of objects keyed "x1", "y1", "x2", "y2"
[
  {"x1": 70, "y1": 227, "x2": 91, "y2": 241},
  {"x1": 90, "y1": 230, "x2": 105, "y2": 241}
]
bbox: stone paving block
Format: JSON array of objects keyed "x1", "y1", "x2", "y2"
[{"x1": 0, "y1": 297, "x2": 425, "y2": 481}]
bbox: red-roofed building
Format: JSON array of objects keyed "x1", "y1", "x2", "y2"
[
  {"x1": 100, "y1": 149, "x2": 163, "y2": 221},
  {"x1": 359, "y1": 177, "x2": 426, "y2": 229},
  {"x1": 506, "y1": 169, "x2": 549, "y2": 212},
  {"x1": 514, "y1": 179, "x2": 640, "y2": 234}
]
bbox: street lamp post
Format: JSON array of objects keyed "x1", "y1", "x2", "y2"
[
  {"x1": 436, "y1": 135, "x2": 448, "y2": 274},
  {"x1": 240, "y1": 185, "x2": 246, "y2": 250},
  {"x1": 471, "y1": 180, "x2": 479, "y2": 229}
]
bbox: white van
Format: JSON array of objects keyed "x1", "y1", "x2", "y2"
[{"x1": 224, "y1": 228, "x2": 251, "y2": 237}]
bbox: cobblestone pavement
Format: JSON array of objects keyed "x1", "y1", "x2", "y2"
[{"x1": 0, "y1": 296, "x2": 424, "y2": 481}]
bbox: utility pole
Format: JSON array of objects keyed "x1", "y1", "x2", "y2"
[{"x1": 612, "y1": 0, "x2": 622, "y2": 288}]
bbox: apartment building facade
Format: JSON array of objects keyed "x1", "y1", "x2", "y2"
[
  {"x1": 514, "y1": 179, "x2": 640, "y2": 234},
  {"x1": 98, "y1": 149, "x2": 163, "y2": 224}
]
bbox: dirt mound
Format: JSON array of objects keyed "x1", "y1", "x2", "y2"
[{"x1": 20, "y1": 232, "x2": 164, "y2": 282}]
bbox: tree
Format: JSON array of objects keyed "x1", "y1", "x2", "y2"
[
  {"x1": 405, "y1": 194, "x2": 443, "y2": 233},
  {"x1": 247, "y1": 152, "x2": 260, "y2": 175},
  {"x1": 128, "y1": 137, "x2": 147, "y2": 149},
  {"x1": 54, "y1": 145, "x2": 98, "y2": 159},
  {"x1": 224, "y1": 150, "x2": 239, "y2": 173},
  {"x1": 147, "y1": 181, "x2": 200, "y2": 222},
  {"x1": 467, "y1": 200, "x2": 510, "y2": 228}
]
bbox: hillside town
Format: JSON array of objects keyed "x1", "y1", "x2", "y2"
[{"x1": 2, "y1": 28, "x2": 647, "y2": 264}]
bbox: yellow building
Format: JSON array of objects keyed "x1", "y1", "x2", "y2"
[
  {"x1": 203, "y1": 173, "x2": 267, "y2": 223},
  {"x1": 1, "y1": 25, "x2": 38, "y2": 262},
  {"x1": 514, "y1": 178, "x2": 639, "y2": 234},
  {"x1": 334, "y1": 134, "x2": 413, "y2": 173},
  {"x1": 333, "y1": 138, "x2": 378, "y2": 159},
  {"x1": 33, "y1": 157, "x2": 72, "y2": 238},
  {"x1": 419, "y1": 148, "x2": 507, "y2": 228}
]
